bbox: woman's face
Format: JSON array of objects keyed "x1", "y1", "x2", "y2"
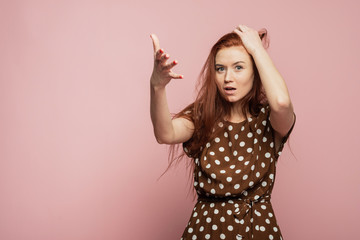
[{"x1": 214, "y1": 46, "x2": 255, "y2": 104}]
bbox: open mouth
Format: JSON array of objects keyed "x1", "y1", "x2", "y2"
[{"x1": 224, "y1": 87, "x2": 236, "y2": 95}]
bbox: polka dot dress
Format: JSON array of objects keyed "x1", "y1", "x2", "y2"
[{"x1": 181, "y1": 104, "x2": 296, "y2": 240}]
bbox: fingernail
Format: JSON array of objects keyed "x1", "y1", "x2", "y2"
[
  {"x1": 173, "y1": 60, "x2": 177, "y2": 64},
  {"x1": 159, "y1": 49, "x2": 163, "y2": 53},
  {"x1": 180, "y1": 75, "x2": 183, "y2": 79}
]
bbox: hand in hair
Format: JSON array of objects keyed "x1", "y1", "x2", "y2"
[
  {"x1": 150, "y1": 34, "x2": 183, "y2": 89},
  {"x1": 233, "y1": 24, "x2": 266, "y2": 56}
]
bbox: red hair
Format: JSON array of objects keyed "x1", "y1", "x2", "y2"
[{"x1": 158, "y1": 28, "x2": 270, "y2": 199}]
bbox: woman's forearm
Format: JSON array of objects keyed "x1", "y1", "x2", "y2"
[
  {"x1": 150, "y1": 80, "x2": 175, "y2": 144},
  {"x1": 252, "y1": 48, "x2": 292, "y2": 111}
]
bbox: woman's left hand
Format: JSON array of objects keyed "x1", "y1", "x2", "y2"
[{"x1": 233, "y1": 24, "x2": 264, "y2": 56}]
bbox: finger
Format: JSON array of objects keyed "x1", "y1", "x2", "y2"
[
  {"x1": 155, "y1": 48, "x2": 164, "y2": 61},
  {"x1": 159, "y1": 53, "x2": 170, "y2": 65},
  {"x1": 163, "y1": 59, "x2": 178, "y2": 70},
  {"x1": 233, "y1": 29, "x2": 242, "y2": 36},
  {"x1": 150, "y1": 34, "x2": 161, "y2": 53},
  {"x1": 169, "y1": 72, "x2": 183, "y2": 79}
]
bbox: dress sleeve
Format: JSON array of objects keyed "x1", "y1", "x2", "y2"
[{"x1": 265, "y1": 104, "x2": 296, "y2": 158}]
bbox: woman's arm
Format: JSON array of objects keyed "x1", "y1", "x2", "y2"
[
  {"x1": 234, "y1": 25, "x2": 295, "y2": 138},
  {"x1": 150, "y1": 34, "x2": 194, "y2": 144}
]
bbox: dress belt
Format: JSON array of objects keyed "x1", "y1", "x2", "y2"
[{"x1": 197, "y1": 194, "x2": 271, "y2": 240}]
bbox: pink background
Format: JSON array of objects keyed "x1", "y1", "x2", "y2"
[{"x1": 1, "y1": 0, "x2": 359, "y2": 239}]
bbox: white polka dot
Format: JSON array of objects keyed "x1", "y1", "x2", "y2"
[
  {"x1": 265, "y1": 219, "x2": 270, "y2": 224},
  {"x1": 205, "y1": 234, "x2": 210, "y2": 239},
  {"x1": 256, "y1": 172, "x2": 260, "y2": 177},
  {"x1": 200, "y1": 226, "x2": 204, "y2": 232},
  {"x1": 229, "y1": 141, "x2": 232, "y2": 147},
  {"x1": 235, "y1": 134, "x2": 239, "y2": 140},
  {"x1": 254, "y1": 195, "x2": 260, "y2": 200},
  {"x1": 235, "y1": 169, "x2": 241, "y2": 174},
  {"x1": 224, "y1": 132, "x2": 228, "y2": 138},
  {"x1": 204, "y1": 156, "x2": 207, "y2": 161},
  {"x1": 218, "y1": 122, "x2": 223, "y2": 127},
  {"x1": 240, "y1": 141, "x2": 245, "y2": 147},
  {"x1": 247, "y1": 132, "x2": 253, "y2": 138},
  {"x1": 261, "y1": 162, "x2": 266, "y2": 168},
  {"x1": 220, "y1": 233, "x2": 226, "y2": 239},
  {"x1": 196, "y1": 219, "x2": 200, "y2": 224},
  {"x1": 226, "y1": 177, "x2": 232, "y2": 182},
  {"x1": 261, "y1": 107, "x2": 265, "y2": 113},
  {"x1": 215, "y1": 160, "x2": 221, "y2": 165},
  {"x1": 210, "y1": 189, "x2": 216, "y2": 194},
  {"x1": 219, "y1": 147, "x2": 225, "y2": 152},
  {"x1": 220, "y1": 170, "x2": 226, "y2": 174},
  {"x1": 262, "y1": 181, "x2": 267, "y2": 187},
  {"x1": 228, "y1": 225, "x2": 233, "y2": 231},
  {"x1": 240, "y1": 219, "x2": 244, "y2": 224},
  {"x1": 261, "y1": 205, "x2": 267, "y2": 210},
  {"x1": 273, "y1": 227, "x2": 278, "y2": 232},
  {"x1": 194, "y1": 181, "x2": 198, "y2": 186},
  {"x1": 255, "y1": 225, "x2": 259, "y2": 231},
  {"x1": 219, "y1": 184, "x2": 224, "y2": 189},
  {"x1": 269, "y1": 234, "x2": 274, "y2": 240},
  {"x1": 210, "y1": 203, "x2": 215, "y2": 208},
  {"x1": 230, "y1": 164, "x2": 235, "y2": 169},
  {"x1": 269, "y1": 174, "x2": 274, "y2": 180},
  {"x1": 206, "y1": 163, "x2": 211, "y2": 168},
  {"x1": 246, "y1": 226, "x2": 250, "y2": 232},
  {"x1": 270, "y1": 142, "x2": 274, "y2": 148},
  {"x1": 263, "y1": 137, "x2": 267, "y2": 142},
  {"x1": 214, "y1": 209, "x2": 219, "y2": 214},
  {"x1": 225, "y1": 192, "x2": 231, "y2": 196},
  {"x1": 238, "y1": 156, "x2": 244, "y2": 161},
  {"x1": 211, "y1": 173, "x2": 216, "y2": 179},
  {"x1": 200, "y1": 182, "x2": 204, "y2": 188},
  {"x1": 265, "y1": 152, "x2": 271, "y2": 158},
  {"x1": 247, "y1": 148, "x2": 253, "y2": 153},
  {"x1": 215, "y1": 137, "x2": 220, "y2": 143},
  {"x1": 257, "y1": 129, "x2": 262, "y2": 134},
  {"x1": 206, "y1": 142, "x2": 211, "y2": 148},
  {"x1": 249, "y1": 181, "x2": 254, "y2": 187},
  {"x1": 224, "y1": 156, "x2": 230, "y2": 161},
  {"x1": 233, "y1": 150, "x2": 238, "y2": 156},
  {"x1": 244, "y1": 161, "x2": 250, "y2": 165},
  {"x1": 234, "y1": 184, "x2": 240, "y2": 189},
  {"x1": 255, "y1": 210, "x2": 261, "y2": 216},
  {"x1": 206, "y1": 217, "x2": 212, "y2": 223},
  {"x1": 188, "y1": 228, "x2": 193, "y2": 233},
  {"x1": 251, "y1": 165, "x2": 255, "y2": 170},
  {"x1": 268, "y1": 212, "x2": 273, "y2": 217},
  {"x1": 220, "y1": 216, "x2": 225, "y2": 222},
  {"x1": 227, "y1": 210, "x2": 232, "y2": 215},
  {"x1": 262, "y1": 120, "x2": 267, "y2": 126},
  {"x1": 212, "y1": 225, "x2": 218, "y2": 230},
  {"x1": 203, "y1": 211, "x2": 208, "y2": 216},
  {"x1": 254, "y1": 138, "x2": 258, "y2": 144},
  {"x1": 192, "y1": 235, "x2": 197, "y2": 240},
  {"x1": 228, "y1": 125, "x2": 233, "y2": 131},
  {"x1": 193, "y1": 212, "x2": 198, "y2": 217},
  {"x1": 243, "y1": 175, "x2": 248, "y2": 180},
  {"x1": 210, "y1": 151, "x2": 215, "y2": 155}
]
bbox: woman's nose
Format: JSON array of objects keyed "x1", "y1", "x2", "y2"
[{"x1": 224, "y1": 70, "x2": 234, "y2": 82}]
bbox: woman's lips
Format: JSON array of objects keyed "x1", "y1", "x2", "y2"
[{"x1": 224, "y1": 87, "x2": 236, "y2": 95}]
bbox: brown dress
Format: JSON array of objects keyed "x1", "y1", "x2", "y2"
[{"x1": 181, "y1": 104, "x2": 296, "y2": 240}]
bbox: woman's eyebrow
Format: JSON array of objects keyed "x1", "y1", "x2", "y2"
[{"x1": 215, "y1": 61, "x2": 246, "y2": 66}]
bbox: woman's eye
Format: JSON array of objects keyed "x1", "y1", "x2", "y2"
[
  {"x1": 216, "y1": 67, "x2": 224, "y2": 72},
  {"x1": 236, "y1": 66, "x2": 243, "y2": 70}
]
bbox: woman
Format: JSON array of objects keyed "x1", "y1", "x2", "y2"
[{"x1": 150, "y1": 24, "x2": 296, "y2": 240}]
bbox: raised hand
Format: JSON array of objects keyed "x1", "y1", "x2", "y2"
[
  {"x1": 150, "y1": 34, "x2": 183, "y2": 89},
  {"x1": 233, "y1": 25, "x2": 265, "y2": 56}
]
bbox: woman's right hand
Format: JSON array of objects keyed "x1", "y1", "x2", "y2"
[{"x1": 150, "y1": 34, "x2": 183, "y2": 89}]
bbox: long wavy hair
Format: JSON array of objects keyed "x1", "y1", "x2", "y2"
[{"x1": 158, "y1": 29, "x2": 271, "y2": 199}]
